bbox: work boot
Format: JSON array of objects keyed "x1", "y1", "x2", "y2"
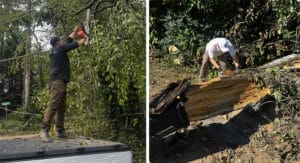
[
  {"x1": 199, "y1": 78, "x2": 206, "y2": 83},
  {"x1": 57, "y1": 130, "x2": 67, "y2": 138},
  {"x1": 39, "y1": 129, "x2": 50, "y2": 142}
]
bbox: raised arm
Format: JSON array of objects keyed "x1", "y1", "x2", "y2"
[
  {"x1": 77, "y1": 38, "x2": 86, "y2": 46},
  {"x1": 70, "y1": 25, "x2": 80, "y2": 39},
  {"x1": 68, "y1": 32, "x2": 76, "y2": 41},
  {"x1": 63, "y1": 25, "x2": 86, "y2": 52},
  {"x1": 65, "y1": 25, "x2": 80, "y2": 44}
]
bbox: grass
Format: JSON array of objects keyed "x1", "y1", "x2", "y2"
[{"x1": 0, "y1": 114, "x2": 40, "y2": 136}]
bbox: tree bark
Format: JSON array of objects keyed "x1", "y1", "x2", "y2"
[
  {"x1": 150, "y1": 78, "x2": 190, "y2": 115},
  {"x1": 23, "y1": 0, "x2": 32, "y2": 110},
  {"x1": 260, "y1": 53, "x2": 300, "y2": 69}
]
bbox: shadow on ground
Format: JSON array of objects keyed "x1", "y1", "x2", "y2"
[{"x1": 150, "y1": 102, "x2": 276, "y2": 162}]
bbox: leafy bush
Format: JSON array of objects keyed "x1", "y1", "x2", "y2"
[
  {"x1": 1, "y1": 0, "x2": 145, "y2": 161},
  {"x1": 151, "y1": 0, "x2": 299, "y2": 68}
]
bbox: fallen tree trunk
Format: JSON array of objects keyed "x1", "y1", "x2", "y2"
[
  {"x1": 185, "y1": 77, "x2": 271, "y2": 121},
  {"x1": 150, "y1": 73, "x2": 275, "y2": 138},
  {"x1": 150, "y1": 74, "x2": 272, "y2": 121},
  {"x1": 283, "y1": 57, "x2": 300, "y2": 70},
  {"x1": 150, "y1": 54, "x2": 300, "y2": 138},
  {"x1": 150, "y1": 78, "x2": 190, "y2": 115},
  {"x1": 260, "y1": 53, "x2": 300, "y2": 69}
]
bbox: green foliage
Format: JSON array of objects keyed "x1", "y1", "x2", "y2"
[
  {"x1": 273, "y1": 90, "x2": 283, "y2": 101},
  {"x1": 250, "y1": 68, "x2": 298, "y2": 115},
  {"x1": 1, "y1": 0, "x2": 145, "y2": 161},
  {"x1": 0, "y1": 111, "x2": 42, "y2": 135},
  {"x1": 151, "y1": 0, "x2": 299, "y2": 68},
  {"x1": 157, "y1": 13, "x2": 202, "y2": 65},
  {"x1": 248, "y1": 0, "x2": 300, "y2": 66},
  {"x1": 207, "y1": 69, "x2": 218, "y2": 80},
  {"x1": 273, "y1": 0, "x2": 299, "y2": 37}
]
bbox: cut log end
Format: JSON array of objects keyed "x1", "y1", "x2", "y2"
[{"x1": 185, "y1": 76, "x2": 271, "y2": 121}]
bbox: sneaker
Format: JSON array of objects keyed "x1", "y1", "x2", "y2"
[
  {"x1": 39, "y1": 129, "x2": 50, "y2": 142},
  {"x1": 57, "y1": 130, "x2": 67, "y2": 138}
]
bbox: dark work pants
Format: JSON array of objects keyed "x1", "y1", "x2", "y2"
[
  {"x1": 42, "y1": 80, "x2": 67, "y2": 132},
  {"x1": 199, "y1": 51, "x2": 231, "y2": 82}
]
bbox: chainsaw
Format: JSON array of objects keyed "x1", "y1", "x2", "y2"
[
  {"x1": 78, "y1": 22, "x2": 89, "y2": 41},
  {"x1": 77, "y1": 8, "x2": 90, "y2": 45},
  {"x1": 218, "y1": 67, "x2": 264, "y2": 80},
  {"x1": 217, "y1": 69, "x2": 237, "y2": 79}
]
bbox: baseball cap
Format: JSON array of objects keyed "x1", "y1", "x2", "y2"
[
  {"x1": 50, "y1": 36, "x2": 60, "y2": 46},
  {"x1": 219, "y1": 40, "x2": 235, "y2": 56}
]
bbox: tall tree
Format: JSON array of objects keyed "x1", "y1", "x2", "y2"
[{"x1": 23, "y1": 0, "x2": 32, "y2": 110}]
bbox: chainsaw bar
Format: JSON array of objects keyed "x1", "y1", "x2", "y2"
[{"x1": 79, "y1": 22, "x2": 89, "y2": 36}]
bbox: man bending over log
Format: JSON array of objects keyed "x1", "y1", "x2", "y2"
[{"x1": 199, "y1": 37, "x2": 240, "y2": 82}]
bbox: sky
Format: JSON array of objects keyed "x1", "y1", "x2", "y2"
[{"x1": 32, "y1": 22, "x2": 52, "y2": 52}]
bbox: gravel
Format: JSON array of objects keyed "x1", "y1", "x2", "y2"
[{"x1": 0, "y1": 136, "x2": 127, "y2": 161}]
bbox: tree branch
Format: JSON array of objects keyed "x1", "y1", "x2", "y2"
[
  {"x1": 74, "y1": 0, "x2": 97, "y2": 15},
  {"x1": 94, "y1": 0, "x2": 117, "y2": 14},
  {"x1": 32, "y1": 25, "x2": 41, "y2": 49},
  {"x1": 93, "y1": 1, "x2": 101, "y2": 15},
  {"x1": 92, "y1": 0, "x2": 112, "y2": 15}
]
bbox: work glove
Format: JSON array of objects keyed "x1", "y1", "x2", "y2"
[
  {"x1": 77, "y1": 38, "x2": 86, "y2": 46},
  {"x1": 73, "y1": 25, "x2": 80, "y2": 32}
]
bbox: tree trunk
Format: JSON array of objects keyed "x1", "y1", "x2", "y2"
[
  {"x1": 23, "y1": 0, "x2": 32, "y2": 110},
  {"x1": 150, "y1": 75, "x2": 272, "y2": 122},
  {"x1": 185, "y1": 77, "x2": 271, "y2": 121},
  {"x1": 260, "y1": 53, "x2": 300, "y2": 69}
]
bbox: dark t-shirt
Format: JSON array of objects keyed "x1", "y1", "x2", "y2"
[{"x1": 50, "y1": 37, "x2": 79, "y2": 83}]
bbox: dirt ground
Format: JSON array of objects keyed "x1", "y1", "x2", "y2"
[{"x1": 150, "y1": 57, "x2": 300, "y2": 163}]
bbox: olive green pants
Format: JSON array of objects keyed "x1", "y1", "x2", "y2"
[{"x1": 42, "y1": 80, "x2": 67, "y2": 132}]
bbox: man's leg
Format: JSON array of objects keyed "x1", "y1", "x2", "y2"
[
  {"x1": 40, "y1": 80, "x2": 66, "y2": 141},
  {"x1": 54, "y1": 81, "x2": 67, "y2": 138},
  {"x1": 199, "y1": 51, "x2": 209, "y2": 82},
  {"x1": 217, "y1": 53, "x2": 231, "y2": 71}
]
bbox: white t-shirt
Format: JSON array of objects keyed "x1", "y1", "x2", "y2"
[{"x1": 205, "y1": 38, "x2": 236, "y2": 58}]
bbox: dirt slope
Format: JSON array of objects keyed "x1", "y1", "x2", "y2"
[{"x1": 150, "y1": 58, "x2": 300, "y2": 162}]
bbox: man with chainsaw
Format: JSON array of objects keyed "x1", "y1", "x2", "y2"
[
  {"x1": 39, "y1": 25, "x2": 87, "y2": 142},
  {"x1": 199, "y1": 37, "x2": 240, "y2": 82}
]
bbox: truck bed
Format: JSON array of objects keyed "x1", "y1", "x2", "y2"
[{"x1": 0, "y1": 135, "x2": 130, "y2": 162}]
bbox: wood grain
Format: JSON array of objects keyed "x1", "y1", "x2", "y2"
[{"x1": 185, "y1": 77, "x2": 271, "y2": 121}]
